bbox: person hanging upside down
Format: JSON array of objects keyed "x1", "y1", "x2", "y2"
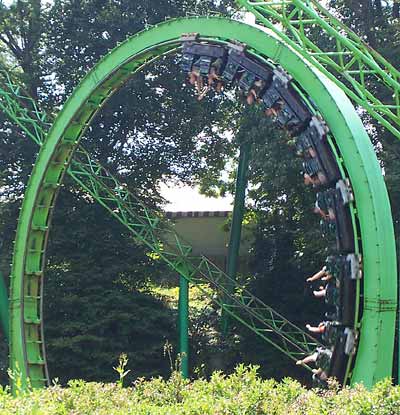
[
  {"x1": 313, "y1": 285, "x2": 327, "y2": 298},
  {"x1": 306, "y1": 266, "x2": 332, "y2": 282},
  {"x1": 296, "y1": 347, "x2": 332, "y2": 371},
  {"x1": 306, "y1": 321, "x2": 342, "y2": 348},
  {"x1": 296, "y1": 347, "x2": 332, "y2": 386},
  {"x1": 306, "y1": 322, "x2": 326, "y2": 334},
  {"x1": 312, "y1": 367, "x2": 329, "y2": 384},
  {"x1": 246, "y1": 88, "x2": 257, "y2": 105},
  {"x1": 194, "y1": 58, "x2": 225, "y2": 101},
  {"x1": 246, "y1": 79, "x2": 266, "y2": 105},
  {"x1": 304, "y1": 173, "x2": 321, "y2": 187},
  {"x1": 313, "y1": 280, "x2": 340, "y2": 305},
  {"x1": 303, "y1": 157, "x2": 328, "y2": 187},
  {"x1": 207, "y1": 58, "x2": 223, "y2": 88},
  {"x1": 265, "y1": 99, "x2": 284, "y2": 118},
  {"x1": 189, "y1": 68, "x2": 203, "y2": 95}
]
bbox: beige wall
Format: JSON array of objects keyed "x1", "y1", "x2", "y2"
[{"x1": 164, "y1": 212, "x2": 253, "y2": 273}]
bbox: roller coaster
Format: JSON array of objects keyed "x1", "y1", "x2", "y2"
[{"x1": 0, "y1": 0, "x2": 399, "y2": 391}]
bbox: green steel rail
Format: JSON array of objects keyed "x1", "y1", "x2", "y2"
[
  {"x1": 0, "y1": 46, "x2": 321, "y2": 386},
  {"x1": 2, "y1": 16, "x2": 397, "y2": 390},
  {"x1": 235, "y1": 0, "x2": 400, "y2": 140}
]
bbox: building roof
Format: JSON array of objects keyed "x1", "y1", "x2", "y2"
[{"x1": 165, "y1": 211, "x2": 230, "y2": 219}]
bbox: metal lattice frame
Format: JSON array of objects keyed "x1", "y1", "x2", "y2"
[
  {"x1": 3, "y1": 17, "x2": 397, "y2": 389},
  {"x1": 236, "y1": 0, "x2": 400, "y2": 140},
  {"x1": 0, "y1": 52, "x2": 323, "y2": 368},
  {"x1": 0, "y1": 69, "x2": 321, "y2": 379}
]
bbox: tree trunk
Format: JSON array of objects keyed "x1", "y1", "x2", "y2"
[
  {"x1": 394, "y1": 2, "x2": 400, "y2": 18},
  {"x1": 374, "y1": 0, "x2": 383, "y2": 16}
]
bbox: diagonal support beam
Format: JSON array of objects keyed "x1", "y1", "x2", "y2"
[{"x1": 0, "y1": 69, "x2": 321, "y2": 369}]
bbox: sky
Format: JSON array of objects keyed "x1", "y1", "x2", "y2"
[{"x1": 160, "y1": 184, "x2": 233, "y2": 212}]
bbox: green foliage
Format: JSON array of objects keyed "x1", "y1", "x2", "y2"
[
  {"x1": 113, "y1": 353, "x2": 131, "y2": 388},
  {"x1": 0, "y1": 0, "x2": 235, "y2": 385},
  {"x1": 0, "y1": 367, "x2": 399, "y2": 414}
]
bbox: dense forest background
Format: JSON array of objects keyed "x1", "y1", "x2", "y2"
[{"x1": 0, "y1": 0, "x2": 399, "y2": 386}]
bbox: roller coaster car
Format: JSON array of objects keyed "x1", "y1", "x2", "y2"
[
  {"x1": 301, "y1": 117, "x2": 341, "y2": 185},
  {"x1": 303, "y1": 157, "x2": 326, "y2": 185},
  {"x1": 295, "y1": 131, "x2": 313, "y2": 156},
  {"x1": 181, "y1": 42, "x2": 227, "y2": 75},
  {"x1": 324, "y1": 278, "x2": 340, "y2": 313},
  {"x1": 262, "y1": 69, "x2": 311, "y2": 131},
  {"x1": 317, "y1": 181, "x2": 355, "y2": 252},
  {"x1": 328, "y1": 331, "x2": 348, "y2": 384},
  {"x1": 333, "y1": 182, "x2": 355, "y2": 253},
  {"x1": 313, "y1": 347, "x2": 332, "y2": 387},
  {"x1": 222, "y1": 49, "x2": 272, "y2": 91},
  {"x1": 329, "y1": 328, "x2": 358, "y2": 384},
  {"x1": 340, "y1": 254, "x2": 361, "y2": 325},
  {"x1": 322, "y1": 321, "x2": 343, "y2": 347},
  {"x1": 325, "y1": 254, "x2": 361, "y2": 326}
]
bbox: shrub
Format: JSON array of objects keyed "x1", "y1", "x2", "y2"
[{"x1": 0, "y1": 366, "x2": 399, "y2": 414}]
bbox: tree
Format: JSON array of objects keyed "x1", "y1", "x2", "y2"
[
  {"x1": 394, "y1": 0, "x2": 400, "y2": 18},
  {"x1": 327, "y1": 0, "x2": 400, "y2": 230},
  {"x1": 0, "y1": 0, "x2": 234, "y2": 383}
]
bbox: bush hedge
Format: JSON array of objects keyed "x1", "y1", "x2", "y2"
[{"x1": 1, "y1": 365, "x2": 399, "y2": 414}]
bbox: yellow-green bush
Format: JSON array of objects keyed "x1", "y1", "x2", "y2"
[{"x1": 1, "y1": 366, "x2": 399, "y2": 414}]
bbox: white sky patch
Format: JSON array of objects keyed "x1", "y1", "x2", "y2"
[
  {"x1": 160, "y1": 183, "x2": 233, "y2": 212},
  {"x1": 3, "y1": 0, "x2": 53, "y2": 5}
]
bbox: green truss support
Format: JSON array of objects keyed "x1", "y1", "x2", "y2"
[
  {"x1": 178, "y1": 275, "x2": 189, "y2": 378},
  {"x1": 0, "y1": 81, "x2": 318, "y2": 376},
  {"x1": 0, "y1": 15, "x2": 397, "y2": 391},
  {"x1": 235, "y1": 0, "x2": 400, "y2": 140},
  {"x1": 0, "y1": 40, "x2": 320, "y2": 389},
  {"x1": 0, "y1": 69, "x2": 50, "y2": 145},
  {"x1": 43, "y1": 142, "x2": 324, "y2": 386}
]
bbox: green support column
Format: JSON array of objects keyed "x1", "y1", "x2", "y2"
[
  {"x1": 178, "y1": 275, "x2": 189, "y2": 378},
  {"x1": 0, "y1": 272, "x2": 9, "y2": 341},
  {"x1": 398, "y1": 236, "x2": 400, "y2": 384},
  {"x1": 222, "y1": 140, "x2": 252, "y2": 333}
]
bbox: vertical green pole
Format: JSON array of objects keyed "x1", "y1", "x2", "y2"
[
  {"x1": 178, "y1": 275, "x2": 189, "y2": 378},
  {"x1": 222, "y1": 141, "x2": 252, "y2": 333},
  {"x1": 397, "y1": 236, "x2": 400, "y2": 384},
  {"x1": 0, "y1": 272, "x2": 9, "y2": 341}
]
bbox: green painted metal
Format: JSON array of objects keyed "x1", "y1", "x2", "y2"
[
  {"x1": 36, "y1": 142, "x2": 324, "y2": 386},
  {"x1": 0, "y1": 272, "x2": 9, "y2": 341},
  {"x1": 2, "y1": 16, "x2": 397, "y2": 390},
  {"x1": 178, "y1": 275, "x2": 189, "y2": 378},
  {"x1": 398, "y1": 236, "x2": 400, "y2": 384},
  {"x1": 235, "y1": 0, "x2": 400, "y2": 141},
  {"x1": 0, "y1": 70, "x2": 321, "y2": 388},
  {"x1": 222, "y1": 140, "x2": 252, "y2": 334},
  {"x1": 0, "y1": 68, "x2": 50, "y2": 145}
]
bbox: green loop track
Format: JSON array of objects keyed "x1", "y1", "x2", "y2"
[{"x1": 6, "y1": 17, "x2": 397, "y2": 389}]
